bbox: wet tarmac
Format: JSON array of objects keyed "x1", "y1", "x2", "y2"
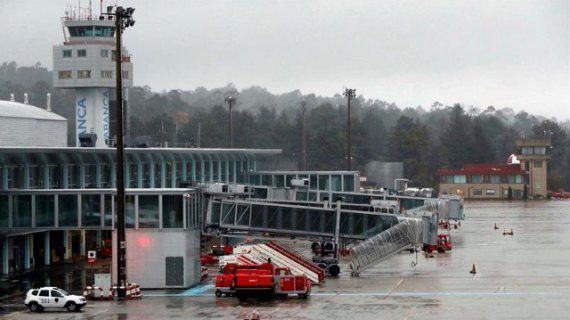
[{"x1": 2, "y1": 200, "x2": 570, "y2": 319}]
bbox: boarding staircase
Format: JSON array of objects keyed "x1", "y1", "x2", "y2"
[
  {"x1": 348, "y1": 218, "x2": 426, "y2": 276},
  {"x1": 221, "y1": 242, "x2": 324, "y2": 284},
  {"x1": 266, "y1": 241, "x2": 326, "y2": 283}
]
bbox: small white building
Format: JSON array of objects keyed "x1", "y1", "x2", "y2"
[{"x1": 0, "y1": 100, "x2": 67, "y2": 147}]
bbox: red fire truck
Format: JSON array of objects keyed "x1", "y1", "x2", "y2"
[{"x1": 215, "y1": 263, "x2": 311, "y2": 301}]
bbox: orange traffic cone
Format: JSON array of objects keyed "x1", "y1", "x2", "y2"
[{"x1": 470, "y1": 264, "x2": 477, "y2": 274}]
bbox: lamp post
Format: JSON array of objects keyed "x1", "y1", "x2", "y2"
[
  {"x1": 343, "y1": 88, "x2": 356, "y2": 171},
  {"x1": 225, "y1": 96, "x2": 236, "y2": 147},
  {"x1": 104, "y1": 5, "x2": 135, "y2": 300}
]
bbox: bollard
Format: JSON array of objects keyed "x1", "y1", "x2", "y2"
[{"x1": 470, "y1": 264, "x2": 477, "y2": 274}]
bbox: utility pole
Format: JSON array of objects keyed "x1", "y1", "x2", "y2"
[
  {"x1": 225, "y1": 96, "x2": 236, "y2": 147},
  {"x1": 105, "y1": 5, "x2": 135, "y2": 301},
  {"x1": 301, "y1": 100, "x2": 307, "y2": 171},
  {"x1": 343, "y1": 88, "x2": 356, "y2": 171}
]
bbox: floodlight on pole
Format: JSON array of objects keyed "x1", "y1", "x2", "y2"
[
  {"x1": 343, "y1": 88, "x2": 356, "y2": 171},
  {"x1": 103, "y1": 5, "x2": 135, "y2": 301},
  {"x1": 225, "y1": 96, "x2": 236, "y2": 148}
]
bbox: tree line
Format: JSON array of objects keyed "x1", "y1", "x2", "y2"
[{"x1": 1, "y1": 61, "x2": 569, "y2": 190}]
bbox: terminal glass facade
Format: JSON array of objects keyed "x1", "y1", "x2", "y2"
[
  {"x1": 249, "y1": 171, "x2": 359, "y2": 192},
  {"x1": 0, "y1": 190, "x2": 200, "y2": 231},
  {"x1": 0, "y1": 149, "x2": 263, "y2": 192}
]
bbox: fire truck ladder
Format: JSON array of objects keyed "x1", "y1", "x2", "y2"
[
  {"x1": 247, "y1": 244, "x2": 322, "y2": 284},
  {"x1": 348, "y1": 217, "x2": 426, "y2": 277}
]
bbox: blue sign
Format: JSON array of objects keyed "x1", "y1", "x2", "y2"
[
  {"x1": 103, "y1": 90, "x2": 110, "y2": 140},
  {"x1": 77, "y1": 97, "x2": 87, "y2": 135}
]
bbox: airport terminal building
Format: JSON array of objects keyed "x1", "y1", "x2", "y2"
[{"x1": 0, "y1": 98, "x2": 369, "y2": 288}]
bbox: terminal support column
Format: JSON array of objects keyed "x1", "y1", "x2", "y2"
[
  {"x1": 24, "y1": 235, "x2": 31, "y2": 269},
  {"x1": 334, "y1": 201, "x2": 342, "y2": 247},
  {"x1": 44, "y1": 231, "x2": 50, "y2": 266},
  {"x1": 63, "y1": 230, "x2": 70, "y2": 261},
  {"x1": 2, "y1": 238, "x2": 9, "y2": 275},
  {"x1": 80, "y1": 230, "x2": 86, "y2": 256}
]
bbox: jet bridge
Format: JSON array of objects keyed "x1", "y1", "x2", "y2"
[{"x1": 205, "y1": 198, "x2": 402, "y2": 240}]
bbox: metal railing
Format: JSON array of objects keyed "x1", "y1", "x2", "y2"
[{"x1": 348, "y1": 217, "x2": 426, "y2": 276}]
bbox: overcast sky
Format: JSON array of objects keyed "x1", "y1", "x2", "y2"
[{"x1": 1, "y1": 0, "x2": 568, "y2": 118}]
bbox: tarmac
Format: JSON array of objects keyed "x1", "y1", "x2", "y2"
[{"x1": 1, "y1": 200, "x2": 570, "y2": 319}]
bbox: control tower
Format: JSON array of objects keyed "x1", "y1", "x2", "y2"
[
  {"x1": 516, "y1": 138, "x2": 552, "y2": 198},
  {"x1": 53, "y1": 7, "x2": 133, "y2": 147}
]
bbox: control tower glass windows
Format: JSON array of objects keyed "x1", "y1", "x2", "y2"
[
  {"x1": 58, "y1": 71, "x2": 72, "y2": 79},
  {"x1": 78, "y1": 70, "x2": 91, "y2": 79},
  {"x1": 69, "y1": 26, "x2": 115, "y2": 38},
  {"x1": 77, "y1": 49, "x2": 87, "y2": 57},
  {"x1": 94, "y1": 26, "x2": 104, "y2": 37},
  {"x1": 68, "y1": 26, "x2": 84, "y2": 37},
  {"x1": 63, "y1": 50, "x2": 72, "y2": 58},
  {"x1": 94, "y1": 26, "x2": 115, "y2": 37}
]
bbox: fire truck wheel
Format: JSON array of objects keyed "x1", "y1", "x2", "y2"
[
  {"x1": 238, "y1": 295, "x2": 248, "y2": 302},
  {"x1": 215, "y1": 290, "x2": 222, "y2": 297},
  {"x1": 298, "y1": 293, "x2": 308, "y2": 299},
  {"x1": 437, "y1": 248, "x2": 445, "y2": 254}
]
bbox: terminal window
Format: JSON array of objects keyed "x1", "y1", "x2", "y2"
[
  {"x1": 77, "y1": 49, "x2": 87, "y2": 57},
  {"x1": 533, "y1": 161, "x2": 543, "y2": 168},
  {"x1": 63, "y1": 50, "x2": 72, "y2": 58},
  {"x1": 101, "y1": 70, "x2": 112, "y2": 79},
  {"x1": 101, "y1": 49, "x2": 109, "y2": 58},
  {"x1": 58, "y1": 71, "x2": 72, "y2": 79},
  {"x1": 78, "y1": 70, "x2": 91, "y2": 78}
]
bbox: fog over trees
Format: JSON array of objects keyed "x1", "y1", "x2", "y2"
[{"x1": 2, "y1": 61, "x2": 569, "y2": 190}]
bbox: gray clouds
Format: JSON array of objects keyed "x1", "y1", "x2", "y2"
[{"x1": 1, "y1": 0, "x2": 568, "y2": 118}]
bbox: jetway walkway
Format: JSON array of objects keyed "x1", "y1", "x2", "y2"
[
  {"x1": 206, "y1": 197, "x2": 445, "y2": 276},
  {"x1": 348, "y1": 216, "x2": 432, "y2": 276},
  {"x1": 206, "y1": 199, "x2": 401, "y2": 240}
]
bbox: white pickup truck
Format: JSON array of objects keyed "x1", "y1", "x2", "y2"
[{"x1": 24, "y1": 287, "x2": 87, "y2": 312}]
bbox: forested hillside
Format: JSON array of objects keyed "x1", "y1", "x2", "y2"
[{"x1": 2, "y1": 62, "x2": 569, "y2": 189}]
